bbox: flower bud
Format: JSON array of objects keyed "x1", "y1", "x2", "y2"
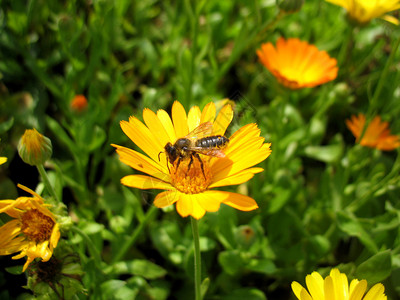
[
  {"x1": 18, "y1": 129, "x2": 52, "y2": 166},
  {"x1": 276, "y1": 0, "x2": 304, "y2": 13},
  {"x1": 235, "y1": 225, "x2": 256, "y2": 248},
  {"x1": 70, "y1": 95, "x2": 88, "y2": 112}
]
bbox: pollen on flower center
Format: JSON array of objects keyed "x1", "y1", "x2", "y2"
[
  {"x1": 170, "y1": 156, "x2": 212, "y2": 194},
  {"x1": 21, "y1": 209, "x2": 55, "y2": 242}
]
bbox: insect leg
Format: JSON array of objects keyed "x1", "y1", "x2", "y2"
[
  {"x1": 194, "y1": 153, "x2": 206, "y2": 179},
  {"x1": 186, "y1": 154, "x2": 194, "y2": 175}
]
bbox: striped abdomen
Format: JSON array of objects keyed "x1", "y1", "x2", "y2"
[{"x1": 195, "y1": 136, "x2": 229, "y2": 149}]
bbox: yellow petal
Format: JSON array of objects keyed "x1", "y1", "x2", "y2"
[
  {"x1": 172, "y1": 101, "x2": 189, "y2": 138},
  {"x1": 178, "y1": 194, "x2": 207, "y2": 219},
  {"x1": 363, "y1": 283, "x2": 386, "y2": 300},
  {"x1": 187, "y1": 106, "x2": 202, "y2": 132},
  {"x1": 121, "y1": 118, "x2": 162, "y2": 162},
  {"x1": 200, "y1": 102, "x2": 216, "y2": 124},
  {"x1": 176, "y1": 194, "x2": 193, "y2": 218},
  {"x1": 153, "y1": 191, "x2": 179, "y2": 208},
  {"x1": 324, "y1": 275, "x2": 335, "y2": 300},
  {"x1": 212, "y1": 143, "x2": 271, "y2": 180},
  {"x1": 143, "y1": 108, "x2": 171, "y2": 148},
  {"x1": 194, "y1": 191, "x2": 224, "y2": 212},
  {"x1": 381, "y1": 14, "x2": 399, "y2": 25},
  {"x1": 218, "y1": 191, "x2": 258, "y2": 211},
  {"x1": 112, "y1": 144, "x2": 169, "y2": 178},
  {"x1": 157, "y1": 109, "x2": 176, "y2": 142},
  {"x1": 329, "y1": 269, "x2": 348, "y2": 300},
  {"x1": 209, "y1": 168, "x2": 263, "y2": 188},
  {"x1": 0, "y1": 157, "x2": 7, "y2": 165},
  {"x1": 213, "y1": 104, "x2": 233, "y2": 136},
  {"x1": 121, "y1": 175, "x2": 173, "y2": 190},
  {"x1": 306, "y1": 272, "x2": 324, "y2": 299},
  {"x1": 300, "y1": 288, "x2": 313, "y2": 300},
  {"x1": 291, "y1": 281, "x2": 304, "y2": 299},
  {"x1": 349, "y1": 279, "x2": 367, "y2": 300},
  {"x1": 50, "y1": 223, "x2": 60, "y2": 249}
]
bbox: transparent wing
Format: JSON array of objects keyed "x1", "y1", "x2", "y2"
[
  {"x1": 189, "y1": 146, "x2": 226, "y2": 158},
  {"x1": 185, "y1": 122, "x2": 213, "y2": 140}
]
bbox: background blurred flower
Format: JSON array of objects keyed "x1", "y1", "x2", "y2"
[
  {"x1": 0, "y1": 157, "x2": 6, "y2": 165},
  {"x1": 325, "y1": 0, "x2": 400, "y2": 25},
  {"x1": 346, "y1": 113, "x2": 400, "y2": 150},
  {"x1": 0, "y1": 184, "x2": 60, "y2": 272},
  {"x1": 18, "y1": 129, "x2": 52, "y2": 166},
  {"x1": 292, "y1": 268, "x2": 387, "y2": 300},
  {"x1": 70, "y1": 94, "x2": 88, "y2": 112},
  {"x1": 257, "y1": 37, "x2": 338, "y2": 89},
  {"x1": 113, "y1": 101, "x2": 271, "y2": 219}
]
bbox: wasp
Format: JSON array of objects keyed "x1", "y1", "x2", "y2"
[{"x1": 158, "y1": 122, "x2": 229, "y2": 177}]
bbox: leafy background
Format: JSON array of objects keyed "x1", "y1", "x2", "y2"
[{"x1": 1, "y1": 0, "x2": 400, "y2": 299}]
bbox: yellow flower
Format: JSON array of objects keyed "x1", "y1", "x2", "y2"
[
  {"x1": 112, "y1": 101, "x2": 271, "y2": 219},
  {"x1": 346, "y1": 113, "x2": 400, "y2": 150},
  {"x1": 0, "y1": 184, "x2": 60, "y2": 272},
  {"x1": 257, "y1": 38, "x2": 338, "y2": 89},
  {"x1": 18, "y1": 129, "x2": 52, "y2": 166},
  {"x1": 292, "y1": 268, "x2": 387, "y2": 300},
  {"x1": 325, "y1": 0, "x2": 400, "y2": 25}
]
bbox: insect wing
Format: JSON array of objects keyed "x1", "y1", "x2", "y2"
[
  {"x1": 185, "y1": 122, "x2": 213, "y2": 141},
  {"x1": 189, "y1": 146, "x2": 226, "y2": 158}
]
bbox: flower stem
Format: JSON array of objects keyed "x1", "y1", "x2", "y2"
[
  {"x1": 70, "y1": 225, "x2": 102, "y2": 269},
  {"x1": 368, "y1": 36, "x2": 400, "y2": 114},
  {"x1": 36, "y1": 164, "x2": 60, "y2": 203},
  {"x1": 191, "y1": 217, "x2": 202, "y2": 300},
  {"x1": 112, "y1": 205, "x2": 158, "y2": 263}
]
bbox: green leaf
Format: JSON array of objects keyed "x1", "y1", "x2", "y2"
[
  {"x1": 246, "y1": 258, "x2": 276, "y2": 275},
  {"x1": 87, "y1": 126, "x2": 107, "y2": 152},
  {"x1": 0, "y1": 117, "x2": 14, "y2": 134},
  {"x1": 221, "y1": 288, "x2": 267, "y2": 300},
  {"x1": 337, "y1": 211, "x2": 378, "y2": 253},
  {"x1": 303, "y1": 144, "x2": 343, "y2": 163},
  {"x1": 100, "y1": 280, "x2": 138, "y2": 300},
  {"x1": 5, "y1": 265, "x2": 23, "y2": 275},
  {"x1": 218, "y1": 250, "x2": 243, "y2": 275},
  {"x1": 112, "y1": 260, "x2": 167, "y2": 279},
  {"x1": 46, "y1": 116, "x2": 76, "y2": 154},
  {"x1": 355, "y1": 250, "x2": 392, "y2": 285}
]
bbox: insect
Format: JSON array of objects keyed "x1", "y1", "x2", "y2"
[{"x1": 158, "y1": 122, "x2": 229, "y2": 177}]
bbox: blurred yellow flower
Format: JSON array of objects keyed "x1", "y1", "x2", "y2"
[
  {"x1": 346, "y1": 113, "x2": 400, "y2": 150},
  {"x1": 326, "y1": 0, "x2": 400, "y2": 25},
  {"x1": 18, "y1": 129, "x2": 52, "y2": 166},
  {"x1": 257, "y1": 38, "x2": 338, "y2": 89},
  {"x1": 0, "y1": 184, "x2": 60, "y2": 272},
  {"x1": 292, "y1": 268, "x2": 387, "y2": 300},
  {"x1": 113, "y1": 101, "x2": 271, "y2": 219}
]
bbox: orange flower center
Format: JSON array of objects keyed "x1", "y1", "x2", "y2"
[
  {"x1": 170, "y1": 156, "x2": 212, "y2": 194},
  {"x1": 21, "y1": 209, "x2": 55, "y2": 242}
]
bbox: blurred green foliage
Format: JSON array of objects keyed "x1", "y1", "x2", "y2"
[{"x1": 1, "y1": 0, "x2": 400, "y2": 299}]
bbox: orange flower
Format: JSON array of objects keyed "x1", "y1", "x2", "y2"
[
  {"x1": 346, "y1": 113, "x2": 400, "y2": 150},
  {"x1": 112, "y1": 101, "x2": 271, "y2": 219},
  {"x1": 257, "y1": 38, "x2": 338, "y2": 89},
  {"x1": 70, "y1": 95, "x2": 88, "y2": 112}
]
